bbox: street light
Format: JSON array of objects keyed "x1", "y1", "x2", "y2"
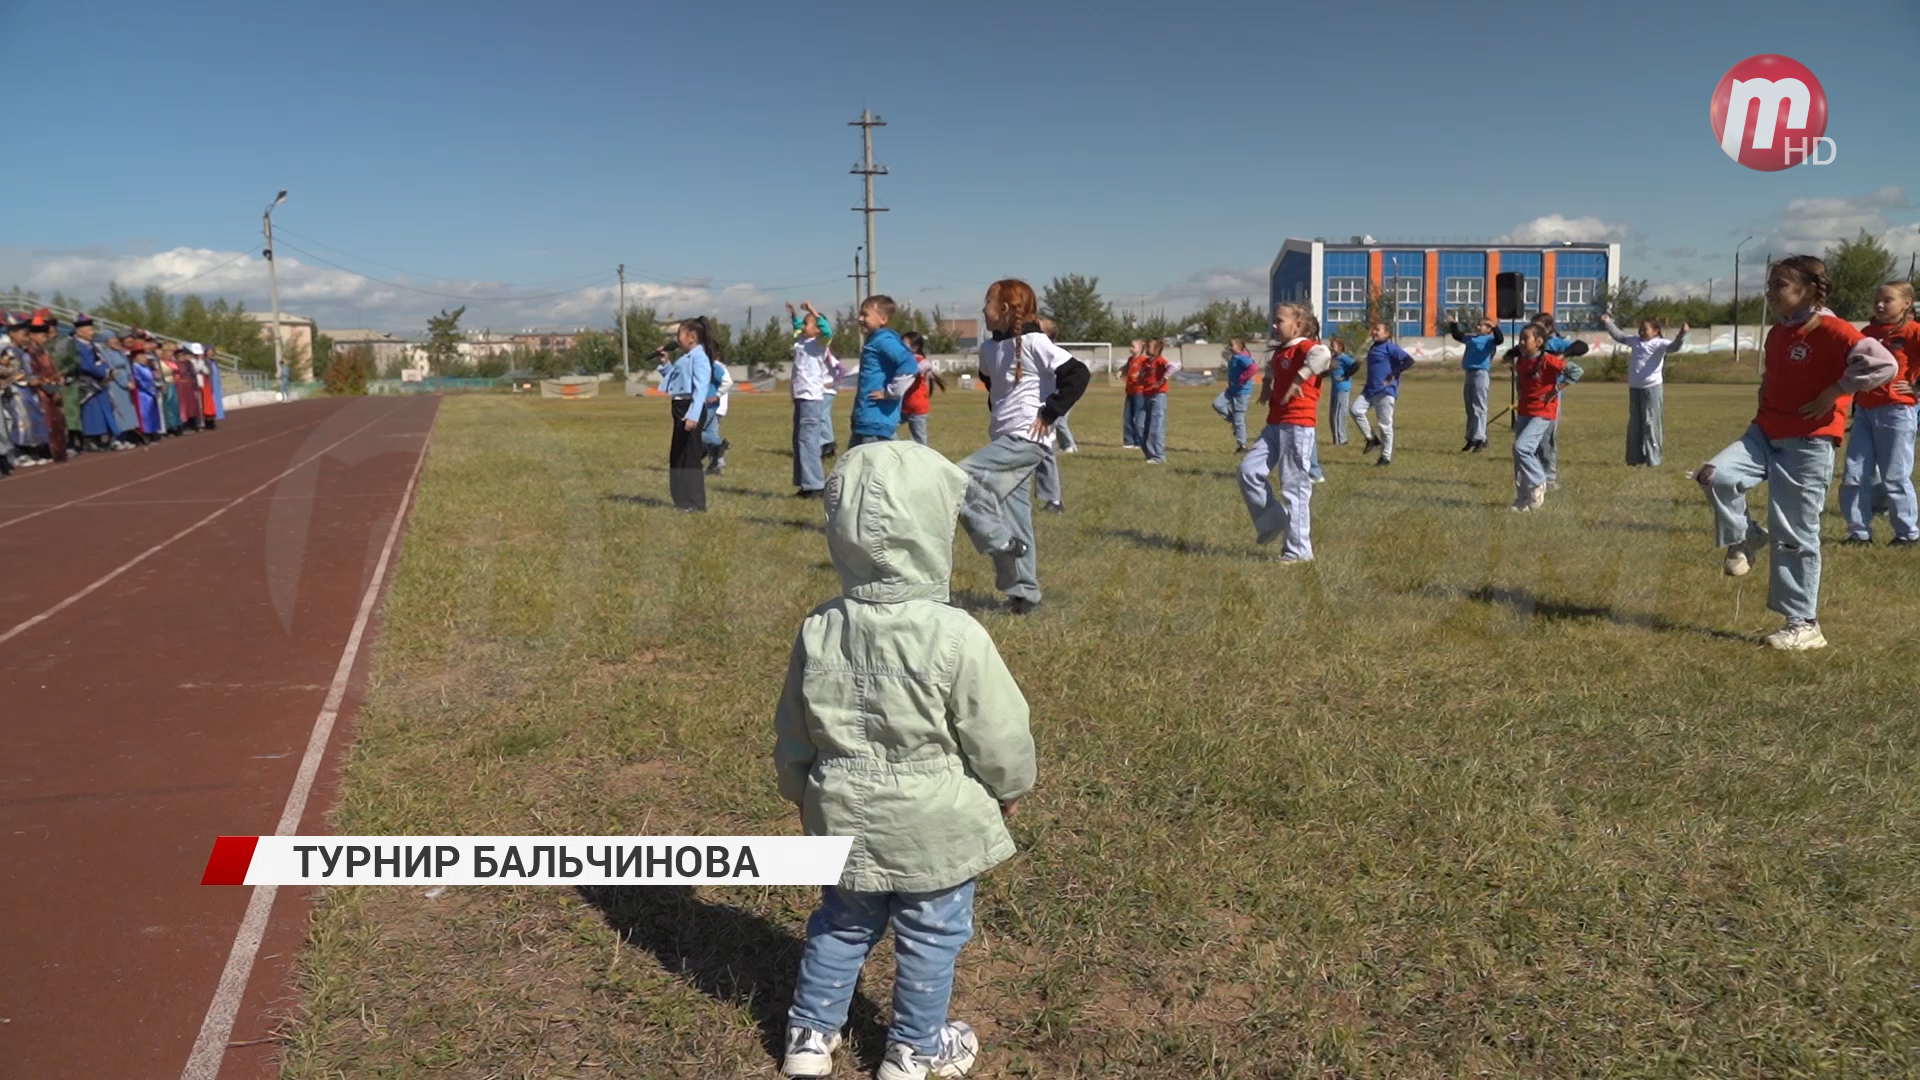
[
  {"x1": 264, "y1": 190, "x2": 289, "y2": 400},
  {"x1": 1732, "y1": 235, "x2": 1754, "y2": 365}
]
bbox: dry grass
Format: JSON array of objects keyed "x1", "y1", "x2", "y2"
[{"x1": 280, "y1": 376, "x2": 1920, "y2": 1078}]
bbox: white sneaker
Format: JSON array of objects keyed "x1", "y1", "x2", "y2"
[
  {"x1": 876, "y1": 1022, "x2": 979, "y2": 1080},
  {"x1": 1764, "y1": 620, "x2": 1827, "y2": 651},
  {"x1": 1529, "y1": 487, "x2": 1546, "y2": 511},
  {"x1": 1724, "y1": 528, "x2": 1770, "y2": 577},
  {"x1": 781, "y1": 1025, "x2": 842, "y2": 1078}
]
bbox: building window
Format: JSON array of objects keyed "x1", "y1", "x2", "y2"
[
  {"x1": 1392, "y1": 277, "x2": 1422, "y2": 309},
  {"x1": 1444, "y1": 278, "x2": 1483, "y2": 306},
  {"x1": 1327, "y1": 277, "x2": 1366, "y2": 304},
  {"x1": 1556, "y1": 278, "x2": 1596, "y2": 306},
  {"x1": 1325, "y1": 307, "x2": 1366, "y2": 329},
  {"x1": 1524, "y1": 279, "x2": 1539, "y2": 308}
]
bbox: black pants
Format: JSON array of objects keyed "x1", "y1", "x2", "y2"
[{"x1": 669, "y1": 398, "x2": 707, "y2": 510}]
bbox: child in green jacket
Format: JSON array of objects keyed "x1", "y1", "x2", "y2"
[{"x1": 775, "y1": 440, "x2": 1037, "y2": 1080}]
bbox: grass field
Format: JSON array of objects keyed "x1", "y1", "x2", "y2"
[{"x1": 282, "y1": 375, "x2": 1920, "y2": 1079}]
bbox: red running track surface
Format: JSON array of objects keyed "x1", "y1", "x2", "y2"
[{"x1": 0, "y1": 395, "x2": 440, "y2": 1080}]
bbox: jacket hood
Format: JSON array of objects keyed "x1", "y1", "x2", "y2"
[{"x1": 823, "y1": 441, "x2": 970, "y2": 603}]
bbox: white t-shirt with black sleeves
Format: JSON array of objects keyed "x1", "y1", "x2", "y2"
[{"x1": 978, "y1": 330, "x2": 1076, "y2": 446}]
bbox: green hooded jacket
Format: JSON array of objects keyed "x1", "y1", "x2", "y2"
[{"x1": 774, "y1": 440, "x2": 1036, "y2": 894}]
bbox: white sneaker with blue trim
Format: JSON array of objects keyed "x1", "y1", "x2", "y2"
[
  {"x1": 875, "y1": 1021, "x2": 979, "y2": 1080},
  {"x1": 781, "y1": 1025, "x2": 842, "y2": 1078}
]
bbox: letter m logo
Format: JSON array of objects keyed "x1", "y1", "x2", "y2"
[{"x1": 1720, "y1": 78, "x2": 1810, "y2": 159}]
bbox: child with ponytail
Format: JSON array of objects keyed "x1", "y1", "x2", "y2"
[
  {"x1": 1694, "y1": 255, "x2": 1897, "y2": 650},
  {"x1": 960, "y1": 280, "x2": 1091, "y2": 613}
]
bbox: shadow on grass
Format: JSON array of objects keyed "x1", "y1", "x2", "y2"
[
  {"x1": 710, "y1": 484, "x2": 794, "y2": 502},
  {"x1": 606, "y1": 493, "x2": 674, "y2": 509},
  {"x1": 577, "y1": 885, "x2": 890, "y2": 1070},
  {"x1": 742, "y1": 515, "x2": 826, "y2": 534},
  {"x1": 950, "y1": 589, "x2": 1011, "y2": 614},
  {"x1": 1464, "y1": 585, "x2": 1753, "y2": 643},
  {"x1": 1095, "y1": 527, "x2": 1247, "y2": 559}
]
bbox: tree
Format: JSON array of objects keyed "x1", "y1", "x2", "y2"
[
  {"x1": 1824, "y1": 229, "x2": 1898, "y2": 320},
  {"x1": 1192, "y1": 299, "x2": 1268, "y2": 342},
  {"x1": 323, "y1": 346, "x2": 373, "y2": 396},
  {"x1": 1593, "y1": 276, "x2": 1651, "y2": 325},
  {"x1": 1041, "y1": 274, "x2": 1114, "y2": 343},
  {"x1": 92, "y1": 282, "x2": 279, "y2": 373},
  {"x1": 615, "y1": 305, "x2": 671, "y2": 367},
  {"x1": 425, "y1": 307, "x2": 467, "y2": 375},
  {"x1": 565, "y1": 331, "x2": 620, "y2": 374}
]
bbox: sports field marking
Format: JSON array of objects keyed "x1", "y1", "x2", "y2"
[
  {"x1": 178, "y1": 415, "x2": 433, "y2": 1080},
  {"x1": 0, "y1": 407, "x2": 399, "y2": 648},
  {"x1": 0, "y1": 421, "x2": 325, "y2": 533}
]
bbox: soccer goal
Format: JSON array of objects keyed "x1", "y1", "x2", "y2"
[{"x1": 1056, "y1": 341, "x2": 1115, "y2": 375}]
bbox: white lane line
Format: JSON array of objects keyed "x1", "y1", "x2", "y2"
[
  {"x1": 0, "y1": 422, "x2": 326, "y2": 533},
  {"x1": 178, "y1": 414, "x2": 433, "y2": 1080},
  {"x1": 0, "y1": 406, "x2": 399, "y2": 648}
]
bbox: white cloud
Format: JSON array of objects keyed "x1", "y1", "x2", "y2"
[
  {"x1": 1124, "y1": 265, "x2": 1269, "y2": 310},
  {"x1": 1494, "y1": 214, "x2": 1631, "y2": 245},
  {"x1": 1642, "y1": 280, "x2": 1713, "y2": 299},
  {"x1": 1755, "y1": 186, "x2": 1920, "y2": 259},
  {"x1": 0, "y1": 245, "x2": 794, "y2": 335}
]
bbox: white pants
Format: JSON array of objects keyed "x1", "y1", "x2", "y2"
[
  {"x1": 1237, "y1": 423, "x2": 1317, "y2": 559},
  {"x1": 1351, "y1": 393, "x2": 1396, "y2": 458}
]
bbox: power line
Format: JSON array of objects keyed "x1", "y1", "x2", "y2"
[
  {"x1": 272, "y1": 225, "x2": 613, "y2": 290},
  {"x1": 273, "y1": 240, "x2": 616, "y2": 302}
]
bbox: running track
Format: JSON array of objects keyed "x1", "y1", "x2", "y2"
[{"x1": 0, "y1": 395, "x2": 439, "y2": 1080}]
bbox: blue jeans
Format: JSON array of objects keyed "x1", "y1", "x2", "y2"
[
  {"x1": 905, "y1": 412, "x2": 928, "y2": 445},
  {"x1": 792, "y1": 398, "x2": 829, "y2": 490},
  {"x1": 1053, "y1": 412, "x2": 1075, "y2": 451},
  {"x1": 1701, "y1": 424, "x2": 1837, "y2": 621},
  {"x1": 1142, "y1": 393, "x2": 1168, "y2": 461},
  {"x1": 1841, "y1": 403, "x2": 1918, "y2": 540},
  {"x1": 822, "y1": 394, "x2": 837, "y2": 446},
  {"x1": 1238, "y1": 423, "x2": 1317, "y2": 558},
  {"x1": 1213, "y1": 391, "x2": 1250, "y2": 446},
  {"x1": 958, "y1": 435, "x2": 1050, "y2": 603},
  {"x1": 1512, "y1": 414, "x2": 1552, "y2": 495},
  {"x1": 789, "y1": 882, "x2": 976, "y2": 1057},
  {"x1": 701, "y1": 405, "x2": 723, "y2": 448},
  {"x1": 1463, "y1": 369, "x2": 1490, "y2": 444},
  {"x1": 1123, "y1": 395, "x2": 1145, "y2": 447}
]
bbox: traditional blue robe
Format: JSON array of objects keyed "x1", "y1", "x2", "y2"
[
  {"x1": 73, "y1": 338, "x2": 118, "y2": 438},
  {"x1": 206, "y1": 359, "x2": 226, "y2": 420},
  {"x1": 132, "y1": 361, "x2": 163, "y2": 434},
  {"x1": 103, "y1": 345, "x2": 140, "y2": 435}
]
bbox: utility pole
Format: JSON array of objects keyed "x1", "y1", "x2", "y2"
[
  {"x1": 263, "y1": 190, "x2": 288, "y2": 397},
  {"x1": 618, "y1": 264, "x2": 629, "y2": 379},
  {"x1": 1733, "y1": 236, "x2": 1753, "y2": 366},
  {"x1": 850, "y1": 109, "x2": 887, "y2": 298},
  {"x1": 851, "y1": 247, "x2": 863, "y2": 317}
]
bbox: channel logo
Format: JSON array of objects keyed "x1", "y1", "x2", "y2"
[{"x1": 1710, "y1": 54, "x2": 1833, "y2": 171}]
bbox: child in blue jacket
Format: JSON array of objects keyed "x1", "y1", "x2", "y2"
[
  {"x1": 1211, "y1": 338, "x2": 1257, "y2": 451},
  {"x1": 1448, "y1": 317, "x2": 1504, "y2": 452},
  {"x1": 1353, "y1": 322, "x2": 1416, "y2": 466}
]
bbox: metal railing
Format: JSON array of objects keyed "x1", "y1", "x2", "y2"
[{"x1": 0, "y1": 293, "x2": 272, "y2": 391}]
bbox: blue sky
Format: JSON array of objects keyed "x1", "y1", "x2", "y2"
[{"x1": 5, "y1": 0, "x2": 1918, "y2": 334}]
